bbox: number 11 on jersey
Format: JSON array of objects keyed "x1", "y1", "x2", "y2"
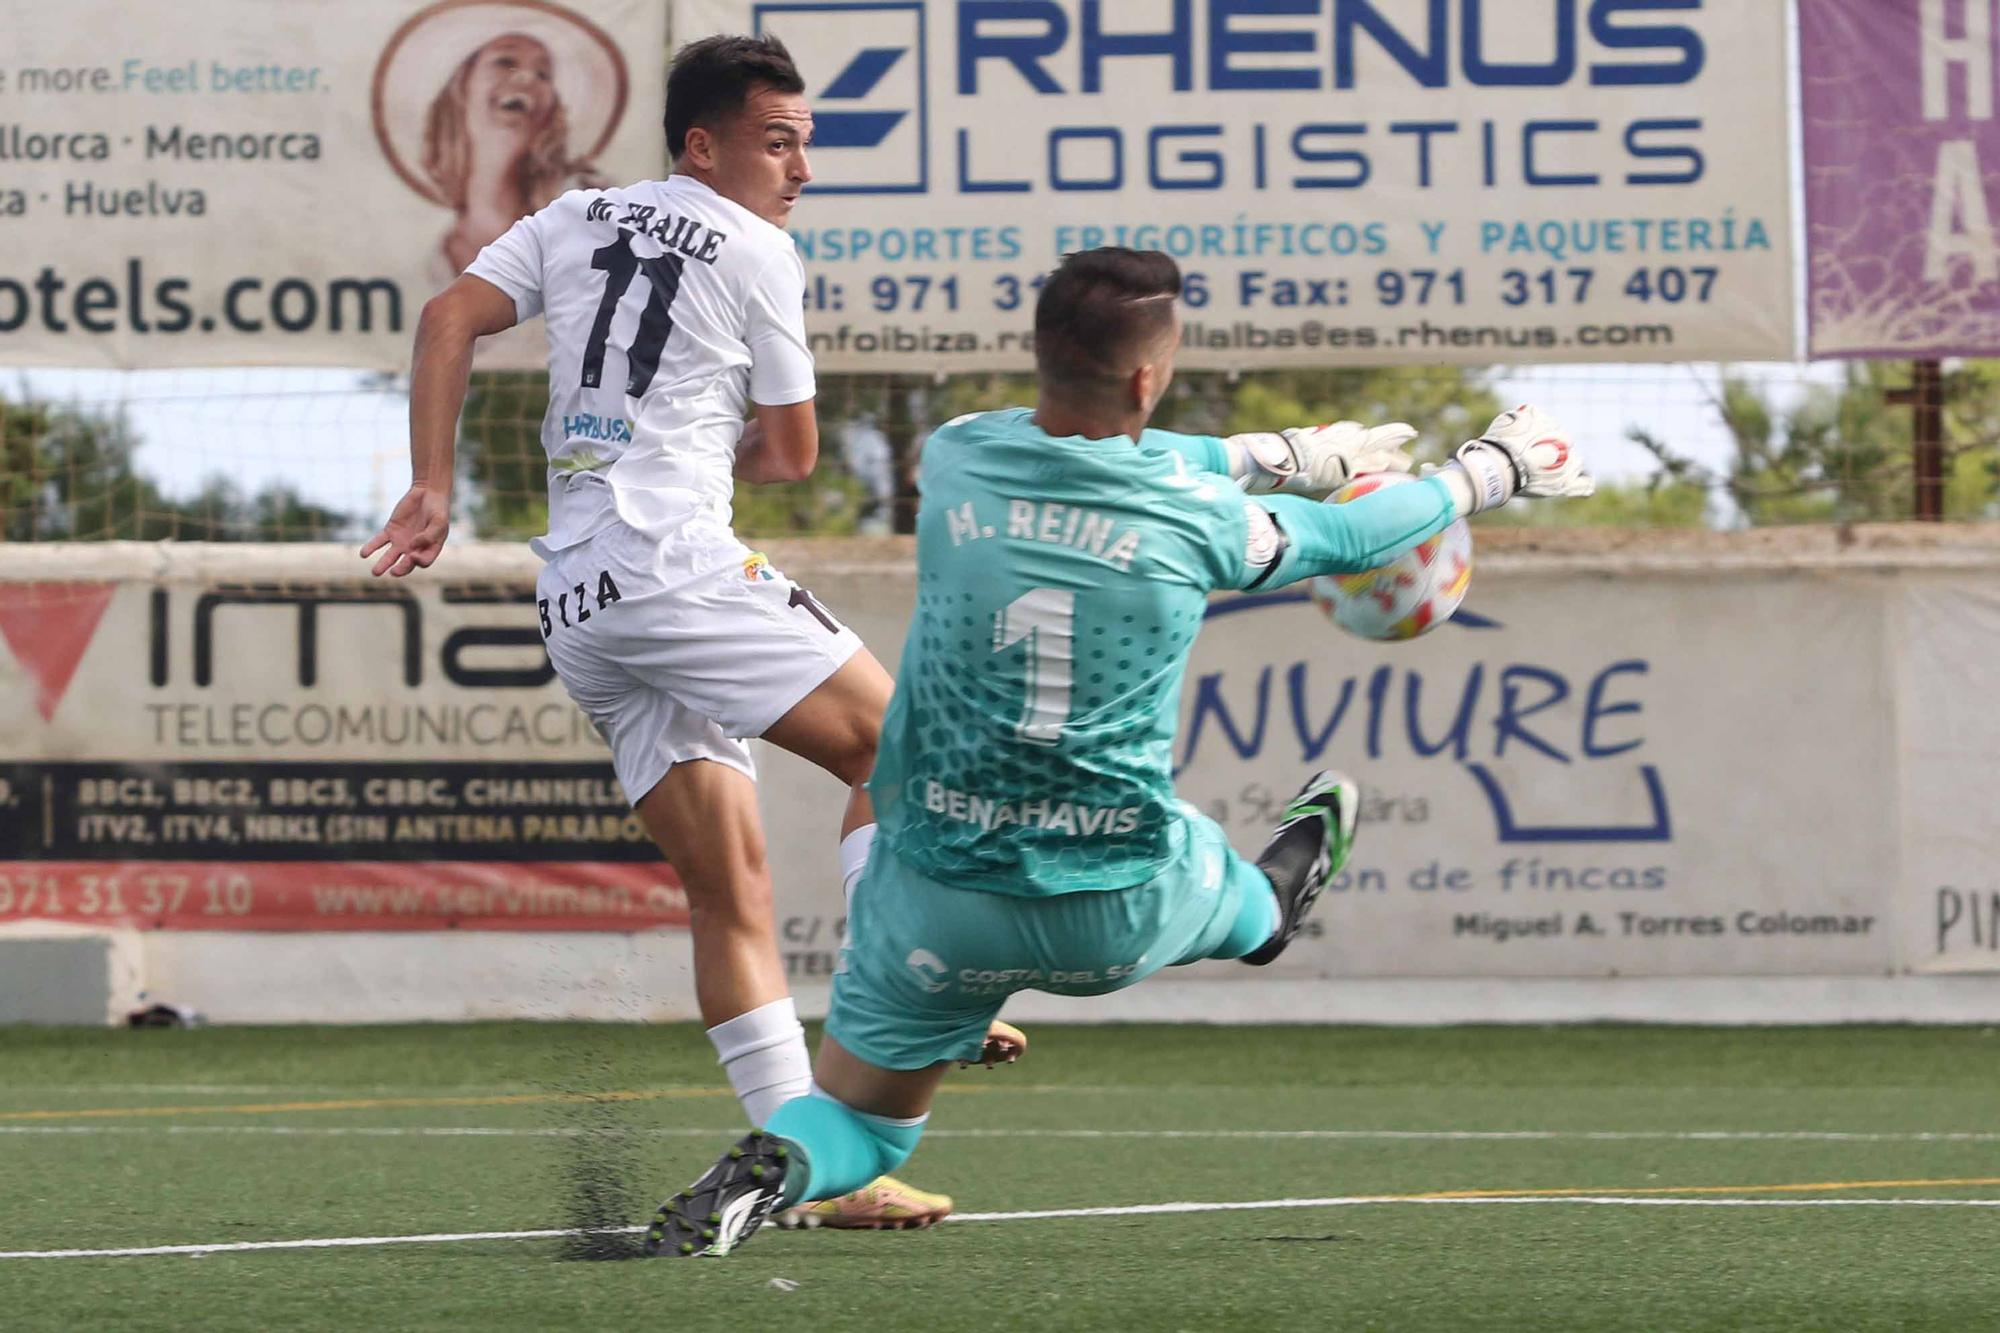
[
  {"x1": 993, "y1": 588, "x2": 1075, "y2": 746},
  {"x1": 582, "y1": 230, "x2": 686, "y2": 396}
]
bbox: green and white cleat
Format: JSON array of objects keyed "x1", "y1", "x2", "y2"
[
  {"x1": 1242, "y1": 770, "x2": 1359, "y2": 967},
  {"x1": 644, "y1": 1131, "x2": 792, "y2": 1258}
]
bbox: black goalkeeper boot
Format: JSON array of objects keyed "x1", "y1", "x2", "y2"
[
  {"x1": 644, "y1": 1131, "x2": 793, "y2": 1258},
  {"x1": 1242, "y1": 771, "x2": 1359, "y2": 967}
]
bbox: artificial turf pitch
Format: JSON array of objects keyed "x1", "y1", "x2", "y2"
[{"x1": 2, "y1": 1024, "x2": 1997, "y2": 1331}]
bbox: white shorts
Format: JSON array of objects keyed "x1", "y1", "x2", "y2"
[{"x1": 535, "y1": 518, "x2": 863, "y2": 805}]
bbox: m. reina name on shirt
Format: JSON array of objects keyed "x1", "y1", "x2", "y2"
[
  {"x1": 945, "y1": 499, "x2": 1141, "y2": 570},
  {"x1": 924, "y1": 780, "x2": 1141, "y2": 836}
]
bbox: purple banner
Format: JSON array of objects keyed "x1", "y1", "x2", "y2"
[{"x1": 1803, "y1": 0, "x2": 2000, "y2": 357}]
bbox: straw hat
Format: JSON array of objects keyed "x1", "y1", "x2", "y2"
[{"x1": 372, "y1": 0, "x2": 629, "y2": 204}]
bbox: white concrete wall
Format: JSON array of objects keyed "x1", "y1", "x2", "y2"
[{"x1": 5, "y1": 532, "x2": 1999, "y2": 1023}]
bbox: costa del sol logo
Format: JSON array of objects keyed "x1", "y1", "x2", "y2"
[{"x1": 905, "y1": 947, "x2": 951, "y2": 993}]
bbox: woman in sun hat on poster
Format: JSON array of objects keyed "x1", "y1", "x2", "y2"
[{"x1": 372, "y1": 0, "x2": 625, "y2": 287}]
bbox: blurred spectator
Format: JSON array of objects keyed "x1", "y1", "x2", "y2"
[{"x1": 842, "y1": 414, "x2": 894, "y2": 536}]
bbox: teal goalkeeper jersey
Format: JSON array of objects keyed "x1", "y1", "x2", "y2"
[{"x1": 869, "y1": 408, "x2": 1267, "y2": 897}]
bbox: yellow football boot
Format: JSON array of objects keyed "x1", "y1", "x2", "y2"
[
  {"x1": 773, "y1": 1175, "x2": 952, "y2": 1231},
  {"x1": 775, "y1": 1020, "x2": 1025, "y2": 1230}
]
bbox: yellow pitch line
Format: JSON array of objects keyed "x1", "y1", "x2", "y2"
[
  {"x1": 1406, "y1": 1177, "x2": 2000, "y2": 1201},
  {"x1": 5, "y1": 1092, "x2": 1997, "y2": 1203},
  {"x1": 0, "y1": 1082, "x2": 1017, "y2": 1123},
  {"x1": 0, "y1": 1089, "x2": 732, "y2": 1122}
]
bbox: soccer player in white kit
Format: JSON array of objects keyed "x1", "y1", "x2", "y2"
[{"x1": 362, "y1": 34, "x2": 982, "y2": 1229}]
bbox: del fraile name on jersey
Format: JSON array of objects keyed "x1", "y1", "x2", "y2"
[
  {"x1": 583, "y1": 193, "x2": 730, "y2": 266},
  {"x1": 944, "y1": 499, "x2": 1142, "y2": 571}
]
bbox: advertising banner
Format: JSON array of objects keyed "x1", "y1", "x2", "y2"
[
  {"x1": 7, "y1": 544, "x2": 1997, "y2": 995},
  {"x1": 0, "y1": 0, "x2": 665, "y2": 369},
  {"x1": 3, "y1": 0, "x2": 1795, "y2": 372},
  {"x1": 1802, "y1": 0, "x2": 2000, "y2": 356},
  {"x1": 1899, "y1": 578, "x2": 2000, "y2": 975},
  {"x1": 674, "y1": 0, "x2": 1796, "y2": 370},
  {"x1": 0, "y1": 557, "x2": 687, "y2": 930},
  {"x1": 1167, "y1": 573, "x2": 1898, "y2": 979}
]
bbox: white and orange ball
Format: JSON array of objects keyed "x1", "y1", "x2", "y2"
[{"x1": 1307, "y1": 472, "x2": 1474, "y2": 641}]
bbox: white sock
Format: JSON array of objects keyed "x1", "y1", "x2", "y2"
[
  {"x1": 839, "y1": 823, "x2": 877, "y2": 912},
  {"x1": 707, "y1": 997, "x2": 811, "y2": 1127}
]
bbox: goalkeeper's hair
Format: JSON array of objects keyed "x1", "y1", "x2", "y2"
[
  {"x1": 1034, "y1": 248, "x2": 1182, "y2": 398},
  {"x1": 665, "y1": 33, "x2": 805, "y2": 160}
]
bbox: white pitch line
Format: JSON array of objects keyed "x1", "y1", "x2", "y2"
[
  {"x1": 936, "y1": 1128, "x2": 2000, "y2": 1144},
  {"x1": 948, "y1": 1196, "x2": 2000, "y2": 1223},
  {"x1": 0, "y1": 1228, "x2": 585, "y2": 1260},
  {"x1": 7, "y1": 1195, "x2": 2000, "y2": 1260},
  {"x1": 3, "y1": 1085, "x2": 527, "y2": 1096},
  {"x1": 5, "y1": 1125, "x2": 2000, "y2": 1144},
  {"x1": 0, "y1": 1078, "x2": 1089, "y2": 1092},
  {"x1": 0, "y1": 1127, "x2": 610, "y2": 1138}
]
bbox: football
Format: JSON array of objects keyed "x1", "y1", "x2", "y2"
[{"x1": 1307, "y1": 472, "x2": 1474, "y2": 641}]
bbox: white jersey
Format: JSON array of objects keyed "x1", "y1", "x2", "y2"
[{"x1": 467, "y1": 174, "x2": 815, "y2": 553}]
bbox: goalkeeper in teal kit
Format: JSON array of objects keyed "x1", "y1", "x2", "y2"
[{"x1": 648, "y1": 249, "x2": 1594, "y2": 1257}]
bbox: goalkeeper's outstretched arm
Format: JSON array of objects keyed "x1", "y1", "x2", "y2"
[
  {"x1": 1228, "y1": 404, "x2": 1596, "y2": 592},
  {"x1": 1143, "y1": 423, "x2": 1417, "y2": 495},
  {"x1": 1237, "y1": 481, "x2": 1460, "y2": 590}
]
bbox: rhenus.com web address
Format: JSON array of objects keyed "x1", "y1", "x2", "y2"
[
  {"x1": 809, "y1": 319, "x2": 1675, "y2": 357},
  {"x1": 0, "y1": 260, "x2": 403, "y2": 336}
]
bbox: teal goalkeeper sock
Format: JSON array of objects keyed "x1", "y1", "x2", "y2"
[
  {"x1": 765, "y1": 1090, "x2": 927, "y2": 1205},
  {"x1": 1210, "y1": 877, "x2": 1280, "y2": 960}
]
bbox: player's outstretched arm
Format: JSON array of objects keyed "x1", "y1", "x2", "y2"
[
  {"x1": 735, "y1": 400, "x2": 820, "y2": 483},
  {"x1": 1140, "y1": 429, "x2": 1233, "y2": 476},
  {"x1": 1227, "y1": 421, "x2": 1418, "y2": 494},
  {"x1": 1248, "y1": 481, "x2": 1460, "y2": 586},
  {"x1": 1146, "y1": 421, "x2": 1416, "y2": 495},
  {"x1": 1235, "y1": 404, "x2": 1592, "y2": 589},
  {"x1": 361, "y1": 275, "x2": 518, "y2": 578}
]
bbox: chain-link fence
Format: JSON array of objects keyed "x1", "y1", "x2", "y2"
[{"x1": 4, "y1": 358, "x2": 1995, "y2": 544}]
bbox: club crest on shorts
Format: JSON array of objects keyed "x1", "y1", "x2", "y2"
[{"x1": 743, "y1": 552, "x2": 774, "y2": 582}]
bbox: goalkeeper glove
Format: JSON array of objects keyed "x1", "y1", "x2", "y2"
[
  {"x1": 1435, "y1": 404, "x2": 1595, "y2": 514},
  {"x1": 1226, "y1": 421, "x2": 1418, "y2": 495}
]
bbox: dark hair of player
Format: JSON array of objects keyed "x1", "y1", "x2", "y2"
[
  {"x1": 1033, "y1": 248, "x2": 1183, "y2": 401},
  {"x1": 664, "y1": 33, "x2": 806, "y2": 160}
]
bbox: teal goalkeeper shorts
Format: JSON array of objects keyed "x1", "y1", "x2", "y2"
[{"x1": 825, "y1": 811, "x2": 1270, "y2": 1070}]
